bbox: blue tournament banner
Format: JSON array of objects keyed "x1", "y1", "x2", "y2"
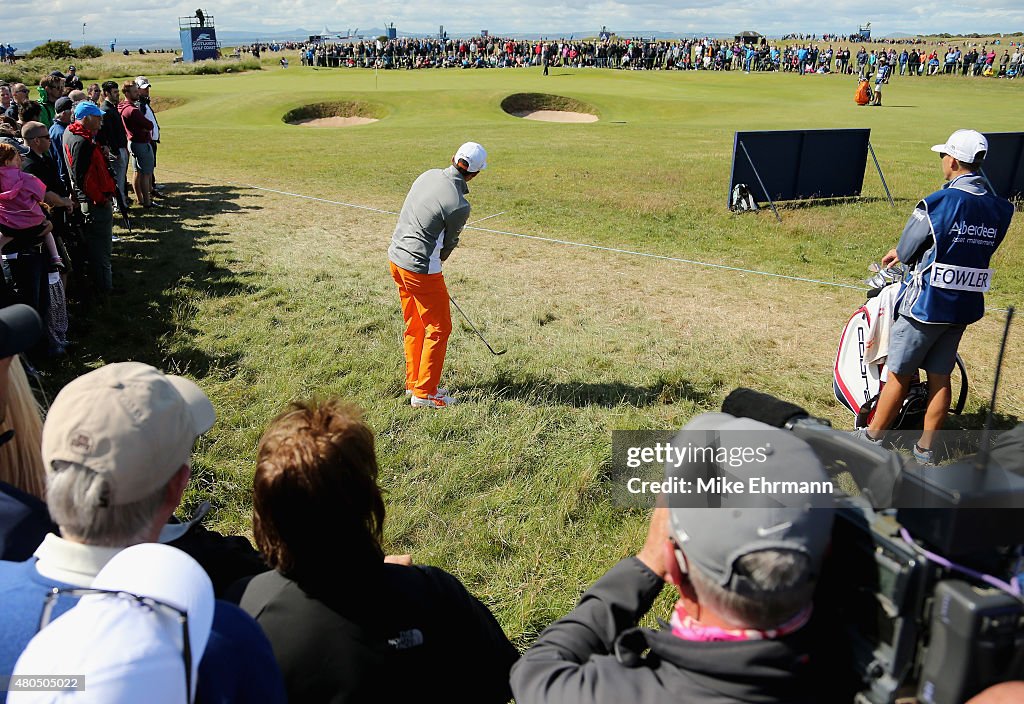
[{"x1": 190, "y1": 27, "x2": 219, "y2": 60}]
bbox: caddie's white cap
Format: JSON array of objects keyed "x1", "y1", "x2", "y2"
[
  {"x1": 931, "y1": 129, "x2": 988, "y2": 164},
  {"x1": 41, "y1": 362, "x2": 215, "y2": 506},
  {"x1": 454, "y1": 141, "x2": 488, "y2": 172},
  {"x1": 134, "y1": 75, "x2": 151, "y2": 89},
  {"x1": 9, "y1": 543, "x2": 214, "y2": 704}
]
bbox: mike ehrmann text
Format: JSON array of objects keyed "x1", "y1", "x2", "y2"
[{"x1": 627, "y1": 476, "x2": 835, "y2": 496}]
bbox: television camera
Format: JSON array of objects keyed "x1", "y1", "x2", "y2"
[{"x1": 721, "y1": 387, "x2": 1024, "y2": 704}]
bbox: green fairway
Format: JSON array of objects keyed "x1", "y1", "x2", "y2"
[
  {"x1": 154, "y1": 64, "x2": 1023, "y2": 299},
  {"x1": 49, "y1": 64, "x2": 1022, "y2": 644}
]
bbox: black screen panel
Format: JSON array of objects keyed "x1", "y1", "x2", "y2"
[
  {"x1": 729, "y1": 129, "x2": 871, "y2": 206},
  {"x1": 981, "y1": 132, "x2": 1024, "y2": 200}
]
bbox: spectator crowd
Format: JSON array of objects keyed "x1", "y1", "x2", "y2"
[
  {"x1": 1, "y1": 66, "x2": 162, "y2": 360},
  {"x1": 281, "y1": 34, "x2": 1022, "y2": 78}
]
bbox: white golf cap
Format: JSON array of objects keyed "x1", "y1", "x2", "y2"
[
  {"x1": 42, "y1": 362, "x2": 215, "y2": 506},
  {"x1": 454, "y1": 142, "x2": 488, "y2": 172},
  {"x1": 9, "y1": 543, "x2": 214, "y2": 704},
  {"x1": 931, "y1": 129, "x2": 988, "y2": 164},
  {"x1": 134, "y1": 75, "x2": 151, "y2": 89}
]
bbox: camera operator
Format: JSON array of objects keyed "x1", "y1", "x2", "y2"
[
  {"x1": 855, "y1": 130, "x2": 1013, "y2": 464},
  {"x1": 511, "y1": 414, "x2": 835, "y2": 704}
]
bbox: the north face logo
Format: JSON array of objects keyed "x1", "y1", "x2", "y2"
[
  {"x1": 69, "y1": 432, "x2": 93, "y2": 453},
  {"x1": 387, "y1": 629, "x2": 424, "y2": 650}
]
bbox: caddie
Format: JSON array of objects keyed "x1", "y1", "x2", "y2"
[{"x1": 855, "y1": 130, "x2": 1013, "y2": 464}]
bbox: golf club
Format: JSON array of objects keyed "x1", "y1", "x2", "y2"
[{"x1": 449, "y1": 295, "x2": 506, "y2": 356}]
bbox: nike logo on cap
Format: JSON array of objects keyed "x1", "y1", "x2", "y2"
[{"x1": 756, "y1": 521, "x2": 793, "y2": 537}]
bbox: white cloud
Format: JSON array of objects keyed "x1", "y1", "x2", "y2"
[{"x1": 4, "y1": 1, "x2": 1023, "y2": 43}]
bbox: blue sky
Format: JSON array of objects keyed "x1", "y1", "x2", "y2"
[{"x1": 5, "y1": 0, "x2": 1022, "y2": 43}]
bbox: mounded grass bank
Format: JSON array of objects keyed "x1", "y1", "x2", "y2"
[
  {"x1": 282, "y1": 100, "x2": 388, "y2": 124},
  {"x1": 151, "y1": 96, "x2": 187, "y2": 112},
  {"x1": 0, "y1": 56, "x2": 261, "y2": 85},
  {"x1": 500, "y1": 92, "x2": 598, "y2": 117}
]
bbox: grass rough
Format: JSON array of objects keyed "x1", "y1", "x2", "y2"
[{"x1": 38, "y1": 63, "x2": 1024, "y2": 647}]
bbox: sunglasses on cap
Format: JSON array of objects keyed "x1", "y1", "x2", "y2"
[{"x1": 38, "y1": 587, "x2": 194, "y2": 704}]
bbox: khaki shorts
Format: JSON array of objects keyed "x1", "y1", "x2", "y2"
[{"x1": 887, "y1": 315, "x2": 965, "y2": 376}]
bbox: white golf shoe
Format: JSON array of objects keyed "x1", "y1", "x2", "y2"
[
  {"x1": 406, "y1": 387, "x2": 448, "y2": 397},
  {"x1": 410, "y1": 393, "x2": 457, "y2": 409}
]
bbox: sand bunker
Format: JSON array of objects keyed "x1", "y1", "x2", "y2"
[
  {"x1": 283, "y1": 101, "x2": 385, "y2": 127},
  {"x1": 292, "y1": 116, "x2": 379, "y2": 127},
  {"x1": 501, "y1": 93, "x2": 598, "y2": 123},
  {"x1": 512, "y1": 110, "x2": 598, "y2": 123}
]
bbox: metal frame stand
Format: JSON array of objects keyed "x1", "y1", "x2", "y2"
[
  {"x1": 867, "y1": 141, "x2": 895, "y2": 207},
  {"x1": 738, "y1": 139, "x2": 781, "y2": 222},
  {"x1": 978, "y1": 168, "x2": 999, "y2": 197}
]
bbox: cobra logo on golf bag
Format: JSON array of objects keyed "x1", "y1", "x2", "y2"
[
  {"x1": 855, "y1": 326, "x2": 870, "y2": 404},
  {"x1": 834, "y1": 305, "x2": 879, "y2": 416}
]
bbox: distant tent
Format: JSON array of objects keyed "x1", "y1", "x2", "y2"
[{"x1": 735, "y1": 31, "x2": 764, "y2": 46}]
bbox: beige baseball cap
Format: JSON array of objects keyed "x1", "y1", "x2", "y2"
[{"x1": 42, "y1": 362, "x2": 215, "y2": 506}]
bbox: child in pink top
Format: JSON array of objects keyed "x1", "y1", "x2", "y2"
[{"x1": 0, "y1": 142, "x2": 53, "y2": 251}]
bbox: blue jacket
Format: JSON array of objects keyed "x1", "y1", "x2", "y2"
[
  {"x1": 48, "y1": 120, "x2": 69, "y2": 191},
  {"x1": 0, "y1": 482, "x2": 57, "y2": 562},
  {"x1": 896, "y1": 174, "x2": 1013, "y2": 325}
]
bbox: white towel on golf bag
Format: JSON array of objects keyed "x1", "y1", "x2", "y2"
[{"x1": 863, "y1": 282, "x2": 901, "y2": 366}]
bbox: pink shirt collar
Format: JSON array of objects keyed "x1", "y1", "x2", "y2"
[{"x1": 669, "y1": 601, "x2": 812, "y2": 642}]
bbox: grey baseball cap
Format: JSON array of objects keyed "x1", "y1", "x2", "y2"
[{"x1": 666, "y1": 413, "x2": 835, "y2": 596}]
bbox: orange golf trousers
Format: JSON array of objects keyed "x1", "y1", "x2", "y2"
[{"x1": 390, "y1": 261, "x2": 452, "y2": 398}]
